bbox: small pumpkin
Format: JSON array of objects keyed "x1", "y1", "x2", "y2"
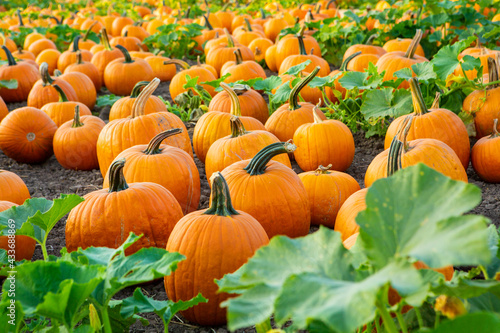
[
  {"x1": 334, "y1": 188, "x2": 368, "y2": 241},
  {"x1": 90, "y1": 28, "x2": 124, "y2": 83},
  {"x1": 64, "y1": 50, "x2": 101, "y2": 91},
  {"x1": 383, "y1": 35, "x2": 425, "y2": 57},
  {"x1": 0, "y1": 201, "x2": 36, "y2": 261},
  {"x1": 278, "y1": 34, "x2": 329, "y2": 76},
  {"x1": 0, "y1": 170, "x2": 30, "y2": 205},
  {"x1": 55, "y1": 70, "x2": 97, "y2": 110},
  {"x1": 248, "y1": 37, "x2": 274, "y2": 63},
  {"x1": 28, "y1": 63, "x2": 78, "y2": 109},
  {"x1": 167, "y1": 59, "x2": 217, "y2": 100},
  {"x1": 65, "y1": 158, "x2": 184, "y2": 254},
  {"x1": 35, "y1": 49, "x2": 61, "y2": 75},
  {"x1": 221, "y1": 48, "x2": 267, "y2": 83},
  {"x1": 274, "y1": 27, "x2": 322, "y2": 70},
  {"x1": 53, "y1": 105, "x2": 105, "y2": 170},
  {"x1": 28, "y1": 38, "x2": 57, "y2": 57},
  {"x1": 205, "y1": 29, "x2": 255, "y2": 75},
  {"x1": 471, "y1": 119, "x2": 500, "y2": 183},
  {"x1": 144, "y1": 55, "x2": 177, "y2": 82},
  {"x1": 0, "y1": 46, "x2": 40, "y2": 103},
  {"x1": 165, "y1": 172, "x2": 269, "y2": 326},
  {"x1": 41, "y1": 84, "x2": 92, "y2": 126},
  {"x1": 57, "y1": 36, "x2": 93, "y2": 73}
]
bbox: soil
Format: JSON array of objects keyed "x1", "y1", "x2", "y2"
[{"x1": 1, "y1": 74, "x2": 499, "y2": 333}]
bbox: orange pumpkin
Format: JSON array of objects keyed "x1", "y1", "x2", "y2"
[
  {"x1": 334, "y1": 188, "x2": 368, "y2": 241},
  {"x1": 205, "y1": 29, "x2": 255, "y2": 75},
  {"x1": 167, "y1": 59, "x2": 217, "y2": 100},
  {"x1": 0, "y1": 170, "x2": 30, "y2": 205},
  {"x1": 57, "y1": 36, "x2": 93, "y2": 73},
  {"x1": 278, "y1": 34, "x2": 329, "y2": 76},
  {"x1": 221, "y1": 49, "x2": 267, "y2": 83},
  {"x1": 35, "y1": 49, "x2": 61, "y2": 75},
  {"x1": 64, "y1": 51, "x2": 101, "y2": 92},
  {"x1": 28, "y1": 63, "x2": 78, "y2": 109},
  {"x1": 472, "y1": 119, "x2": 500, "y2": 183},
  {"x1": 90, "y1": 28, "x2": 124, "y2": 83},
  {"x1": 145, "y1": 55, "x2": 177, "y2": 82},
  {"x1": 55, "y1": 70, "x2": 97, "y2": 110},
  {"x1": 40, "y1": 85, "x2": 91, "y2": 127},
  {"x1": 0, "y1": 46, "x2": 40, "y2": 102}
]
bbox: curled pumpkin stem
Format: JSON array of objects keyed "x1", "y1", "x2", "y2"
[
  {"x1": 108, "y1": 158, "x2": 129, "y2": 192},
  {"x1": 131, "y1": 78, "x2": 160, "y2": 118},
  {"x1": 314, "y1": 164, "x2": 332, "y2": 175},
  {"x1": 144, "y1": 128, "x2": 183, "y2": 155},
  {"x1": 220, "y1": 82, "x2": 242, "y2": 116},
  {"x1": 204, "y1": 172, "x2": 239, "y2": 216},
  {"x1": 244, "y1": 142, "x2": 296, "y2": 175},
  {"x1": 405, "y1": 29, "x2": 423, "y2": 59},
  {"x1": 164, "y1": 59, "x2": 190, "y2": 70}
]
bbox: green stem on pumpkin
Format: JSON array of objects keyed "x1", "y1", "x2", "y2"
[
  {"x1": 108, "y1": 158, "x2": 129, "y2": 192},
  {"x1": 233, "y1": 49, "x2": 243, "y2": 65},
  {"x1": 366, "y1": 33, "x2": 378, "y2": 45},
  {"x1": 297, "y1": 34, "x2": 307, "y2": 56},
  {"x1": 53, "y1": 84, "x2": 69, "y2": 102},
  {"x1": 16, "y1": 9, "x2": 24, "y2": 27},
  {"x1": 73, "y1": 35, "x2": 81, "y2": 52},
  {"x1": 130, "y1": 81, "x2": 150, "y2": 97},
  {"x1": 230, "y1": 116, "x2": 247, "y2": 137},
  {"x1": 404, "y1": 29, "x2": 423, "y2": 59},
  {"x1": 164, "y1": 59, "x2": 190, "y2": 70},
  {"x1": 115, "y1": 44, "x2": 134, "y2": 63},
  {"x1": 203, "y1": 14, "x2": 213, "y2": 30},
  {"x1": 220, "y1": 82, "x2": 242, "y2": 116},
  {"x1": 143, "y1": 128, "x2": 183, "y2": 155},
  {"x1": 340, "y1": 51, "x2": 362, "y2": 71},
  {"x1": 289, "y1": 66, "x2": 320, "y2": 110},
  {"x1": 203, "y1": 172, "x2": 239, "y2": 216},
  {"x1": 326, "y1": 0, "x2": 336, "y2": 9},
  {"x1": 131, "y1": 78, "x2": 160, "y2": 118},
  {"x1": 100, "y1": 28, "x2": 113, "y2": 51},
  {"x1": 409, "y1": 78, "x2": 428, "y2": 115},
  {"x1": 83, "y1": 22, "x2": 97, "y2": 41},
  {"x1": 75, "y1": 50, "x2": 83, "y2": 64},
  {"x1": 387, "y1": 115, "x2": 413, "y2": 176},
  {"x1": 244, "y1": 142, "x2": 297, "y2": 176},
  {"x1": 71, "y1": 105, "x2": 84, "y2": 128},
  {"x1": 259, "y1": 8, "x2": 266, "y2": 19},
  {"x1": 1, "y1": 46, "x2": 16, "y2": 66},
  {"x1": 244, "y1": 18, "x2": 253, "y2": 31},
  {"x1": 224, "y1": 28, "x2": 234, "y2": 48}
]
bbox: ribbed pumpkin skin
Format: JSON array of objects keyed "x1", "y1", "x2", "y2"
[
  {"x1": 96, "y1": 113, "x2": 192, "y2": 176},
  {"x1": 0, "y1": 62, "x2": 40, "y2": 102},
  {"x1": 0, "y1": 170, "x2": 30, "y2": 205},
  {"x1": 57, "y1": 72, "x2": 97, "y2": 110},
  {"x1": 0, "y1": 97, "x2": 7, "y2": 122},
  {"x1": 278, "y1": 54, "x2": 330, "y2": 77},
  {"x1": 108, "y1": 96, "x2": 167, "y2": 121},
  {"x1": 383, "y1": 39, "x2": 425, "y2": 57},
  {"x1": 472, "y1": 133, "x2": 500, "y2": 183},
  {"x1": 205, "y1": 130, "x2": 290, "y2": 180},
  {"x1": 275, "y1": 35, "x2": 321, "y2": 70},
  {"x1": 208, "y1": 89, "x2": 269, "y2": 124},
  {"x1": 298, "y1": 170, "x2": 360, "y2": 227},
  {"x1": 104, "y1": 57, "x2": 154, "y2": 96},
  {"x1": 265, "y1": 102, "x2": 327, "y2": 142},
  {"x1": 206, "y1": 45, "x2": 254, "y2": 75},
  {"x1": 66, "y1": 182, "x2": 183, "y2": 254},
  {"x1": 376, "y1": 52, "x2": 428, "y2": 89},
  {"x1": 103, "y1": 145, "x2": 200, "y2": 214},
  {"x1": 385, "y1": 108, "x2": 470, "y2": 169},
  {"x1": 334, "y1": 188, "x2": 367, "y2": 241},
  {"x1": 364, "y1": 139, "x2": 468, "y2": 187},
  {"x1": 463, "y1": 87, "x2": 500, "y2": 138},
  {"x1": 293, "y1": 119, "x2": 355, "y2": 172},
  {"x1": 346, "y1": 54, "x2": 381, "y2": 72},
  {"x1": 0, "y1": 201, "x2": 36, "y2": 261},
  {"x1": 53, "y1": 115, "x2": 105, "y2": 171},
  {"x1": 221, "y1": 160, "x2": 310, "y2": 239},
  {"x1": 343, "y1": 44, "x2": 386, "y2": 60},
  {"x1": 169, "y1": 67, "x2": 216, "y2": 100},
  {"x1": 193, "y1": 112, "x2": 265, "y2": 163},
  {"x1": 91, "y1": 48, "x2": 123, "y2": 83},
  {"x1": 165, "y1": 212, "x2": 269, "y2": 326},
  {"x1": 41, "y1": 101, "x2": 92, "y2": 127},
  {"x1": 221, "y1": 60, "x2": 267, "y2": 83},
  {"x1": 0, "y1": 107, "x2": 57, "y2": 164},
  {"x1": 64, "y1": 61, "x2": 102, "y2": 92},
  {"x1": 27, "y1": 78, "x2": 78, "y2": 109},
  {"x1": 145, "y1": 56, "x2": 176, "y2": 82}
]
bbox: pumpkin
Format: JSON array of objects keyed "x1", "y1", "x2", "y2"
[
  {"x1": 278, "y1": 34, "x2": 329, "y2": 76},
  {"x1": 104, "y1": 45, "x2": 153, "y2": 96},
  {"x1": 102, "y1": 129, "x2": 200, "y2": 214},
  {"x1": 324, "y1": 51, "x2": 363, "y2": 103},
  {"x1": 57, "y1": 36, "x2": 93, "y2": 73},
  {"x1": 167, "y1": 59, "x2": 217, "y2": 100},
  {"x1": 216, "y1": 10, "x2": 235, "y2": 31},
  {"x1": 144, "y1": 55, "x2": 176, "y2": 82},
  {"x1": 221, "y1": 141, "x2": 310, "y2": 238},
  {"x1": 221, "y1": 49, "x2": 267, "y2": 83},
  {"x1": 0, "y1": 46, "x2": 40, "y2": 102},
  {"x1": 35, "y1": 49, "x2": 61, "y2": 75},
  {"x1": 0, "y1": 170, "x2": 30, "y2": 205},
  {"x1": 96, "y1": 78, "x2": 192, "y2": 176},
  {"x1": 90, "y1": 28, "x2": 124, "y2": 83},
  {"x1": 121, "y1": 25, "x2": 150, "y2": 41},
  {"x1": 265, "y1": 44, "x2": 278, "y2": 71},
  {"x1": 65, "y1": 158, "x2": 184, "y2": 254},
  {"x1": 28, "y1": 38, "x2": 57, "y2": 57},
  {"x1": 194, "y1": 55, "x2": 218, "y2": 78},
  {"x1": 28, "y1": 63, "x2": 78, "y2": 109},
  {"x1": 205, "y1": 114, "x2": 290, "y2": 180},
  {"x1": 298, "y1": 164, "x2": 360, "y2": 227},
  {"x1": 205, "y1": 29, "x2": 255, "y2": 75},
  {"x1": 111, "y1": 16, "x2": 134, "y2": 36},
  {"x1": 109, "y1": 81, "x2": 167, "y2": 121},
  {"x1": 12, "y1": 47, "x2": 36, "y2": 61},
  {"x1": 234, "y1": 18, "x2": 266, "y2": 46},
  {"x1": 385, "y1": 78, "x2": 470, "y2": 169},
  {"x1": 165, "y1": 172, "x2": 269, "y2": 326},
  {"x1": 208, "y1": 83, "x2": 269, "y2": 124},
  {"x1": 24, "y1": 32, "x2": 45, "y2": 50},
  {"x1": 264, "y1": 14, "x2": 289, "y2": 41},
  {"x1": 248, "y1": 37, "x2": 274, "y2": 63},
  {"x1": 334, "y1": 188, "x2": 368, "y2": 241},
  {"x1": 0, "y1": 96, "x2": 7, "y2": 122},
  {"x1": 274, "y1": 27, "x2": 322, "y2": 70},
  {"x1": 110, "y1": 35, "x2": 143, "y2": 51},
  {"x1": 40, "y1": 84, "x2": 92, "y2": 126},
  {"x1": 265, "y1": 67, "x2": 327, "y2": 144},
  {"x1": 454, "y1": 38, "x2": 497, "y2": 80},
  {"x1": 365, "y1": 115, "x2": 468, "y2": 187},
  {"x1": 471, "y1": 119, "x2": 500, "y2": 183},
  {"x1": 383, "y1": 35, "x2": 425, "y2": 57},
  {"x1": 463, "y1": 56, "x2": 500, "y2": 138},
  {"x1": 0, "y1": 106, "x2": 57, "y2": 164},
  {"x1": 53, "y1": 105, "x2": 105, "y2": 170},
  {"x1": 0, "y1": 201, "x2": 36, "y2": 261},
  {"x1": 64, "y1": 50, "x2": 101, "y2": 91},
  {"x1": 376, "y1": 29, "x2": 428, "y2": 89},
  {"x1": 193, "y1": 83, "x2": 266, "y2": 163},
  {"x1": 293, "y1": 101, "x2": 355, "y2": 171},
  {"x1": 55, "y1": 70, "x2": 97, "y2": 110}
]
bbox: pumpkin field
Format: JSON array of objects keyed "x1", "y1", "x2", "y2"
[{"x1": 1, "y1": 0, "x2": 500, "y2": 332}]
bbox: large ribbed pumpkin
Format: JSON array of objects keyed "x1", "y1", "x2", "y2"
[
  {"x1": 0, "y1": 170, "x2": 30, "y2": 205},
  {"x1": 299, "y1": 164, "x2": 360, "y2": 227},
  {"x1": 385, "y1": 78, "x2": 470, "y2": 169},
  {"x1": 103, "y1": 129, "x2": 200, "y2": 214},
  {"x1": 165, "y1": 172, "x2": 269, "y2": 326},
  {"x1": 65, "y1": 159, "x2": 184, "y2": 254},
  {"x1": 193, "y1": 83, "x2": 265, "y2": 163},
  {"x1": 96, "y1": 78, "x2": 192, "y2": 176},
  {"x1": 221, "y1": 142, "x2": 310, "y2": 239},
  {"x1": 334, "y1": 188, "x2": 368, "y2": 241},
  {"x1": 0, "y1": 107, "x2": 57, "y2": 164},
  {"x1": 0, "y1": 201, "x2": 36, "y2": 261}
]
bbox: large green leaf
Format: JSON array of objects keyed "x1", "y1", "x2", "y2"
[
  {"x1": 430, "y1": 37, "x2": 474, "y2": 81},
  {"x1": 357, "y1": 164, "x2": 491, "y2": 269},
  {"x1": 0, "y1": 299, "x2": 24, "y2": 332},
  {"x1": 0, "y1": 79, "x2": 18, "y2": 89},
  {"x1": 426, "y1": 312, "x2": 500, "y2": 333},
  {"x1": 360, "y1": 87, "x2": 412, "y2": 120},
  {"x1": 486, "y1": 225, "x2": 500, "y2": 278}
]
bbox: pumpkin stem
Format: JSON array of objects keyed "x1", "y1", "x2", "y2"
[
  {"x1": 83, "y1": 22, "x2": 97, "y2": 41},
  {"x1": 130, "y1": 81, "x2": 150, "y2": 98},
  {"x1": 16, "y1": 9, "x2": 24, "y2": 27},
  {"x1": 40, "y1": 62, "x2": 54, "y2": 86},
  {"x1": 313, "y1": 99, "x2": 323, "y2": 123},
  {"x1": 164, "y1": 59, "x2": 190, "y2": 70},
  {"x1": 244, "y1": 142, "x2": 296, "y2": 175},
  {"x1": 53, "y1": 69, "x2": 62, "y2": 77},
  {"x1": 115, "y1": 44, "x2": 134, "y2": 63},
  {"x1": 314, "y1": 164, "x2": 332, "y2": 175},
  {"x1": 387, "y1": 115, "x2": 413, "y2": 176},
  {"x1": 108, "y1": 158, "x2": 129, "y2": 192},
  {"x1": 244, "y1": 18, "x2": 253, "y2": 32},
  {"x1": 289, "y1": 67, "x2": 320, "y2": 110},
  {"x1": 297, "y1": 34, "x2": 307, "y2": 56},
  {"x1": 1, "y1": 46, "x2": 16, "y2": 66},
  {"x1": 204, "y1": 172, "x2": 239, "y2": 217},
  {"x1": 73, "y1": 35, "x2": 81, "y2": 52},
  {"x1": 340, "y1": 51, "x2": 362, "y2": 71},
  {"x1": 197, "y1": 55, "x2": 201, "y2": 66},
  {"x1": 203, "y1": 14, "x2": 213, "y2": 30},
  {"x1": 220, "y1": 82, "x2": 242, "y2": 116},
  {"x1": 143, "y1": 128, "x2": 183, "y2": 155},
  {"x1": 53, "y1": 84, "x2": 69, "y2": 102},
  {"x1": 260, "y1": 8, "x2": 266, "y2": 19},
  {"x1": 224, "y1": 28, "x2": 235, "y2": 48},
  {"x1": 326, "y1": 0, "x2": 336, "y2": 9},
  {"x1": 306, "y1": 9, "x2": 315, "y2": 22},
  {"x1": 366, "y1": 34, "x2": 378, "y2": 45},
  {"x1": 75, "y1": 50, "x2": 83, "y2": 64},
  {"x1": 131, "y1": 78, "x2": 160, "y2": 118},
  {"x1": 49, "y1": 16, "x2": 61, "y2": 25},
  {"x1": 255, "y1": 47, "x2": 261, "y2": 56},
  {"x1": 490, "y1": 119, "x2": 500, "y2": 138},
  {"x1": 431, "y1": 92, "x2": 440, "y2": 109},
  {"x1": 316, "y1": 4, "x2": 322, "y2": 14},
  {"x1": 296, "y1": 26, "x2": 306, "y2": 38},
  {"x1": 230, "y1": 115, "x2": 247, "y2": 137},
  {"x1": 234, "y1": 49, "x2": 243, "y2": 65},
  {"x1": 100, "y1": 28, "x2": 113, "y2": 51},
  {"x1": 409, "y1": 78, "x2": 428, "y2": 115},
  {"x1": 475, "y1": 34, "x2": 482, "y2": 49},
  {"x1": 488, "y1": 57, "x2": 500, "y2": 89},
  {"x1": 404, "y1": 29, "x2": 423, "y2": 59},
  {"x1": 72, "y1": 105, "x2": 84, "y2": 128},
  {"x1": 185, "y1": 7, "x2": 191, "y2": 18},
  {"x1": 399, "y1": 114, "x2": 413, "y2": 152}
]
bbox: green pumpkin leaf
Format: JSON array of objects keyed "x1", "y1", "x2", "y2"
[
  {"x1": 426, "y1": 312, "x2": 500, "y2": 333},
  {"x1": 430, "y1": 36, "x2": 475, "y2": 81},
  {"x1": 431, "y1": 273, "x2": 500, "y2": 299},
  {"x1": 252, "y1": 76, "x2": 282, "y2": 92},
  {"x1": 360, "y1": 87, "x2": 412, "y2": 120},
  {"x1": 0, "y1": 79, "x2": 18, "y2": 89},
  {"x1": 283, "y1": 60, "x2": 312, "y2": 76},
  {"x1": 357, "y1": 164, "x2": 490, "y2": 270},
  {"x1": 200, "y1": 73, "x2": 231, "y2": 89},
  {"x1": 271, "y1": 81, "x2": 293, "y2": 105},
  {"x1": 394, "y1": 62, "x2": 437, "y2": 83},
  {"x1": 0, "y1": 299, "x2": 24, "y2": 332},
  {"x1": 339, "y1": 71, "x2": 384, "y2": 90},
  {"x1": 108, "y1": 300, "x2": 149, "y2": 331},
  {"x1": 96, "y1": 94, "x2": 121, "y2": 108}
]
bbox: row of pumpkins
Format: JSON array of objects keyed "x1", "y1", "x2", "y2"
[{"x1": 0, "y1": 3, "x2": 499, "y2": 327}]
